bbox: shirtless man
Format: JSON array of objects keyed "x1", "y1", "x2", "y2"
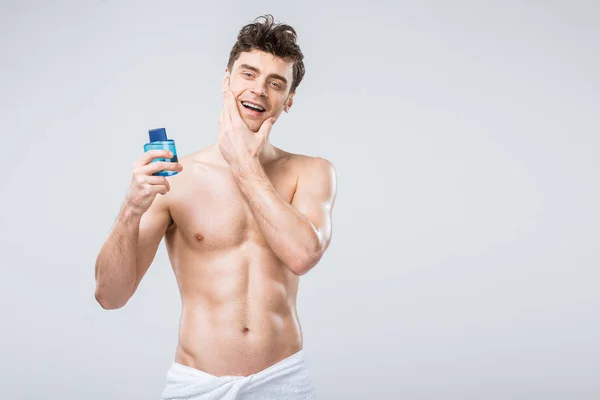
[{"x1": 94, "y1": 15, "x2": 337, "y2": 399}]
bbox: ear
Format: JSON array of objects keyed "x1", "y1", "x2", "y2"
[
  {"x1": 284, "y1": 92, "x2": 295, "y2": 113},
  {"x1": 222, "y1": 68, "x2": 230, "y2": 93}
]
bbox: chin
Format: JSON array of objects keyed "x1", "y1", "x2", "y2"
[
  {"x1": 242, "y1": 119, "x2": 263, "y2": 133},
  {"x1": 249, "y1": 125, "x2": 262, "y2": 133}
]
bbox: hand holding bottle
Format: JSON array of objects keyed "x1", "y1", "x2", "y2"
[
  {"x1": 125, "y1": 150, "x2": 183, "y2": 216},
  {"x1": 144, "y1": 127, "x2": 179, "y2": 176}
]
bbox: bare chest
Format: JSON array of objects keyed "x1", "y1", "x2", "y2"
[{"x1": 167, "y1": 161, "x2": 297, "y2": 250}]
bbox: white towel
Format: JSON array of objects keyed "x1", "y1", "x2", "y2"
[{"x1": 161, "y1": 349, "x2": 316, "y2": 399}]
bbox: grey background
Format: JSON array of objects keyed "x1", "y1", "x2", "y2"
[{"x1": 1, "y1": 0, "x2": 599, "y2": 399}]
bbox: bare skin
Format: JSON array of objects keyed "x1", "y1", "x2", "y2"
[
  {"x1": 95, "y1": 49, "x2": 337, "y2": 377},
  {"x1": 164, "y1": 145, "x2": 314, "y2": 376}
]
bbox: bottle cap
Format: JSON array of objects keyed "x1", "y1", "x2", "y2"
[{"x1": 149, "y1": 128, "x2": 168, "y2": 142}]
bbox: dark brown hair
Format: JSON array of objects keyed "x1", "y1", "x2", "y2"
[{"x1": 227, "y1": 14, "x2": 305, "y2": 94}]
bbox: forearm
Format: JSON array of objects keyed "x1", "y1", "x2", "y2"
[
  {"x1": 232, "y1": 160, "x2": 320, "y2": 275},
  {"x1": 94, "y1": 203, "x2": 141, "y2": 309}
]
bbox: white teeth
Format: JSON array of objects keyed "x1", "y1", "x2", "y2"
[{"x1": 242, "y1": 101, "x2": 265, "y2": 111}]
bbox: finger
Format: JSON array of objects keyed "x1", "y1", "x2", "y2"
[
  {"x1": 145, "y1": 177, "x2": 171, "y2": 194},
  {"x1": 131, "y1": 174, "x2": 170, "y2": 193},
  {"x1": 219, "y1": 91, "x2": 234, "y2": 133},
  {"x1": 135, "y1": 150, "x2": 174, "y2": 167},
  {"x1": 226, "y1": 90, "x2": 244, "y2": 127},
  {"x1": 219, "y1": 95, "x2": 228, "y2": 132},
  {"x1": 158, "y1": 185, "x2": 170, "y2": 195},
  {"x1": 148, "y1": 183, "x2": 170, "y2": 196},
  {"x1": 140, "y1": 161, "x2": 183, "y2": 175},
  {"x1": 258, "y1": 117, "x2": 276, "y2": 141},
  {"x1": 145, "y1": 176, "x2": 171, "y2": 191}
]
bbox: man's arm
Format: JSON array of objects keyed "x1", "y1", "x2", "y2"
[
  {"x1": 94, "y1": 194, "x2": 171, "y2": 310},
  {"x1": 232, "y1": 156, "x2": 337, "y2": 275}
]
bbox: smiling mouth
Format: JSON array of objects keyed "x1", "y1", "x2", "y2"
[{"x1": 241, "y1": 101, "x2": 266, "y2": 112}]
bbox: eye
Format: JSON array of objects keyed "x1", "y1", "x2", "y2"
[
  {"x1": 243, "y1": 72, "x2": 253, "y2": 78},
  {"x1": 271, "y1": 81, "x2": 282, "y2": 89}
]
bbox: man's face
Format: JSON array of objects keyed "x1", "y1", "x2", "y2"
[{"x1": 223, "y1": 49, "x2": 295, "y2": 133}]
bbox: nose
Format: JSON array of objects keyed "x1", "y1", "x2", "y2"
[{"x1": 250, "y1": 80, "x2": 268, "y2": 97}]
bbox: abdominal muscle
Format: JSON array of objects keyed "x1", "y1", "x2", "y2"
[{"x1": 166, "y1": 236, "x2": 303, "y2": 377}]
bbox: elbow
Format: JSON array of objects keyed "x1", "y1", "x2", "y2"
[
  {"x1": 289, "y1": 235, "x2": 328, "y2": 276},
  {"x1": 288, "y1": 230, "x2": 328, "y2": 276},
  {"x1": 94, "y1": 289, "x2": 129, "y2": 310},
  {"x1": 289, "y1": 251, "x2": 322, "y2": 276},
  {"x1": 292, "y1": 265, "x2": 313, "y2": 276}
]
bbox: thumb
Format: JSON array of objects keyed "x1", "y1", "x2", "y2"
[{"x1": 258, "y1": 117, "x2": 276, "y2": 140}]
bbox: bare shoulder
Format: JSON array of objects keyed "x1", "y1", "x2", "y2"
[
  {"x1": 159, "y1": 146, "x2": 218, "y2": 204},
  {"x1": 280, "y1": 152, "x2": 337, "y2": 203},
  {"x1": 173, "y1": 145, "x2": 231, "y2": 178},
  {"x1": 284, "y1": 152, "x2": 336, "y2": 180},
  {"x1": 178, "y1": 145, "x2": 219, "y2": 166}
]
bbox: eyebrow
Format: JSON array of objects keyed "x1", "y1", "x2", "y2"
[{"x1": 239, "y1": 63, "x2": 288, "y2": 86}]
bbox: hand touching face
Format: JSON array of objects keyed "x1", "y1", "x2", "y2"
[
  {"x1": 218, "y1": 89, "x2": 276, "y2": 165},
  {"x1": 222, "y1": 50, "x2": 295, "y2": 133}
]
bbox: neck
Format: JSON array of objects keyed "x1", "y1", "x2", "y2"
[{"x1": 257, "y1": 141, "x2": 277, "y2": 164}]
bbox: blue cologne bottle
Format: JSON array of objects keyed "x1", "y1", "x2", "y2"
[{"x1": 143, "y1": 127, "x2": 179, "y2": 177}]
